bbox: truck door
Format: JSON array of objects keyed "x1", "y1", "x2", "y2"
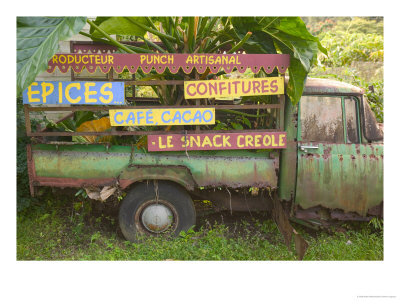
[{"x1": 295, "y1": 95, "x2": 383, "y2": 216}]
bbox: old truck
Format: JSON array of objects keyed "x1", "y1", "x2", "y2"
[{"x1": 24, "y1": 46, "x2": 383, "y2": 243}]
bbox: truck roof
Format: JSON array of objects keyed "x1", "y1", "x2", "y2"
[{"x1": 301, "y1": 77, "x2": 365, "y2": 95}]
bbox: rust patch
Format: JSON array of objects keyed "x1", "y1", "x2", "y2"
[
  {"x1": 122, "y1": 165, "x2": 196, "y2": 191},
  {"x1": 330, "y1": 209, "x2": 372, "y2": 221},
  {"x1": 322, "y1": 146, "x2": 331, "y2": 160},
  {"x1": 296, "y1": 143, "x2": 383, "y2": 216},
  {"x1": 355, "y1": 144, "x2": 361, "y2": 154},
  {"x1": 294, "y1": 206, "x2": 320, "y2": 219},
  {"x1": 34, "y1": 177, "x2": 117, "y2": 188},
  {"x1": 271, "y1": 193, "x2": 308, "y2": 260},
  {"x1": 367, "y1": 202, "x2": 383, "y2": 217}
]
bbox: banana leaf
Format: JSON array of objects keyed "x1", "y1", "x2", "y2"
[
  {"x1": 17, "y1": 17, "x2": 86, "y2": 96},
  {"x1": 229, "y1": 17, "x2": 327, "y2": 105},
  {"x1": 90, "y1": 17, "x2": 147, "y2": 38},
  {"x1": 77, "y1": 117, "x2": 112, "y2": 143}
]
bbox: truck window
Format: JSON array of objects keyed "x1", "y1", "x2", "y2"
[
  {"x1": 362, "y1": 96, "x2": 383, "y2": 142},
  {"x1": 300, "y1": 96, "x2": 344, "y2": 143},
  {"x1": 344, "y1": 97, "x2": 360, "y2": 143}
]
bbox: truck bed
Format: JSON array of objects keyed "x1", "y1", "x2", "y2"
[{"x1": 28, "y1": 143, "x2": 279, "y2": 195}]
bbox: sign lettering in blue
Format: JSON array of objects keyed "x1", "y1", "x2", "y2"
[{"x1": 23, "y1": 81, "x2": 125, "y2": 105}]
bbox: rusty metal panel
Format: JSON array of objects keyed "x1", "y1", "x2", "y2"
[
  {"x1": 278, "y1": 96, "x2": 298, "y2": 202},
  {"x1": 295, "y1": 143, "x2": 383, "y2": 215},
  {"x1": 302, "y1": 78, "x2": 364, "y2": 95},
  {"x1": 31, "y1": 144, "x2": 279, "y2": 190},
  {"x1": 120, "y1": 165, "x2": 196, "y2": 191}
]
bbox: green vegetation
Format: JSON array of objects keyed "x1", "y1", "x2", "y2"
[
  {"x1": 17, "y1": 97, "x2": 39, "y2": 211},
  {"x1": 305, "y1": 17, "x2": 384, "y2": 122},
  {"x1": 17, "y1": 17, "x2": 86, "y2": 96},
  {"x1": 17, "y1": 193, "x2": 383, "y2": 261},
  {"x1": 16, "y1": 17, "x2": 384, "y2": 260},
  {"x1": 86, "y1": 17, "x2": 325, "y2": 105}
]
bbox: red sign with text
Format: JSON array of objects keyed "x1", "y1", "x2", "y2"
[{"x1": 148, "y1": 132, "x2": 287, "y2": 152}]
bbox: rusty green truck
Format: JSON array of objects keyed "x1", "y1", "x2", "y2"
[{"x1": 25, "y1": 77, "x2": 383, "y2": 241}]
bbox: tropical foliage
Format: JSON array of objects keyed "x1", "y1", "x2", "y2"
[
  {"x1": 17, "y1": 17, "x2": 87, "y2": 96},
  {"x1": 306, "y1": 17, "x2": 384, "y2": 122},
  {"x1": 83, "y1": 17, "x2": 325, "y2": 105}
]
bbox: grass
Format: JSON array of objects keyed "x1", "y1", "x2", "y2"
[{"x1": 16, "y1": 191, "x2": 383, "y2": 261}]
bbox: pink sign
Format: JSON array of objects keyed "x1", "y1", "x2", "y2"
[
  {"x1": 148, "y1": 132, "x2": 287, "y2": 152},
  {"x1": 47, "y1": 53, "x2": 290, "y2": 75}
]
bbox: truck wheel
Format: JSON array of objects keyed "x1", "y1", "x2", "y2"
[{"x1": 119, "y1": 181, "x2": 196, "y2": 242}]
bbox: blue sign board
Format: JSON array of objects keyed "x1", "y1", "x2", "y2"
[{"x1": 23, "y1": 81, "x2": 125, "y2": 105}]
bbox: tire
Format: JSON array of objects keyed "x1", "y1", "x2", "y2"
[{"x1": 119, "y1": 181, "x2": 196, "y2": 242}]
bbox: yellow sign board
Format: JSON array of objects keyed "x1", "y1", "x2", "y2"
[
  {"x1": 109, "y1": 108, "x2": 215, "y2": 126},
  {"x1": 184, "y1": 77, "x2": 284, "y2": 99}
]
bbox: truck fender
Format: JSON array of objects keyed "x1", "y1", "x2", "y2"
[{"x1": 119, "y1": 165, "x2": 196, "y2": 191}]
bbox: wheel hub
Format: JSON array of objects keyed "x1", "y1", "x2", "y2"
[{"x1": 141, "y1": 204, "x2": 173, "y2": 233}]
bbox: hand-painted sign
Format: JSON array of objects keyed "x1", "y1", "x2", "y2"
[
  {"x1": 109, "y1": 108, "x2": 215, "y2": 126},
  {"x1": 184, "y1": 77, "x2": 284, "y2": 99},
  {"x1": 148, "y1": 132, "x2": 287, "y2": 151},
  {"x1": 47, "y1": 53, "x2": 290, "y2": 75},
  {"x1": 23, "y1": 81, "x2": 124, "y2": 105}
]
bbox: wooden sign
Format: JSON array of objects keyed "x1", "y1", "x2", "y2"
[
  {"x1": 23, "y1": 81, "x2": 124, "y2": 105},
  {"x1": 47, "y1": 53, "x2": 290, "y2": 75},
  {"x1": 109, "y1": 108, "x2": 215, "y2": 126},
  {"x1": 148, "y1": 132, "x2": 287, "y2": 151},
  {"x1": 184, "y1": 77, "x2": 284, "y2": 99}
]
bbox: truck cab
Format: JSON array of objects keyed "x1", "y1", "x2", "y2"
[{"x1": 280, "y1": 78, "x2": 383, "y2": 221}]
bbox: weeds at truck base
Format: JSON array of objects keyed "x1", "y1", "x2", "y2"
[{"x1": 17, "y1": 192, "x2": 383, "y2": 261}]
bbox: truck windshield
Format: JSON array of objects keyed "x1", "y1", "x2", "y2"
[
  {"x1": 300, "y1": 96, "x2": 361, "y2": 144},
  {"x1": 300, "y1": 96, "x2": 344, "y2": 143}
]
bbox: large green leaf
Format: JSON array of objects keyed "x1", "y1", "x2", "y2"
[
  {"x1": 229, "y1": 16, "x2": 325, "y2": 105},
  {"x1": 17, "y1": 17, "x2": 86, "y2": 97},
  {"x1": 90, "y1": 17, "x2": 147, "y2": 38},
  {"x1": 85, "y1": 16, "x2": 324, "y2": 105},
  {"x1": 266, "y1": 29, "x2": 320, "y2": 103},
  {"x1": 277, "y1": 17, "x2": 327, "y2": 55}
]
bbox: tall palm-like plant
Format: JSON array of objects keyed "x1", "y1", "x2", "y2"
[{"x1": 84, "y1": 17, "x2": 326, "y2": 106}]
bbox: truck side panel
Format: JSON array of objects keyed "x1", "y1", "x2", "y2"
[
  {"x1": 30, "y1": 144, "x2": 279, "y2": 191},
  {"x1": 295, "y1": 143, "x2": 383, "y2": 216},
  {"x1": 278, "y1": 95, "x2": 298, "y2": 202}
]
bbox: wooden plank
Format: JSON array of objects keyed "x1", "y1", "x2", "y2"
[
  {"x1": 27, "y1": 104, "x2": 281, "y2": 112},
  {"x1": 23, "y1": 105, "x2": 31, "y2": 135},
  {"x1": 27, "y1": 128, "x2": 282, "y2": 137},
  {"x1": 124, "y1": 80, "x2": 184, "y2": 86},
  {"x1": 279, "y1": 94, "x2": 285, "y2": 131},
  {"x1": 148, "y1": 131, "x2": 287, "y2": 152}
]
